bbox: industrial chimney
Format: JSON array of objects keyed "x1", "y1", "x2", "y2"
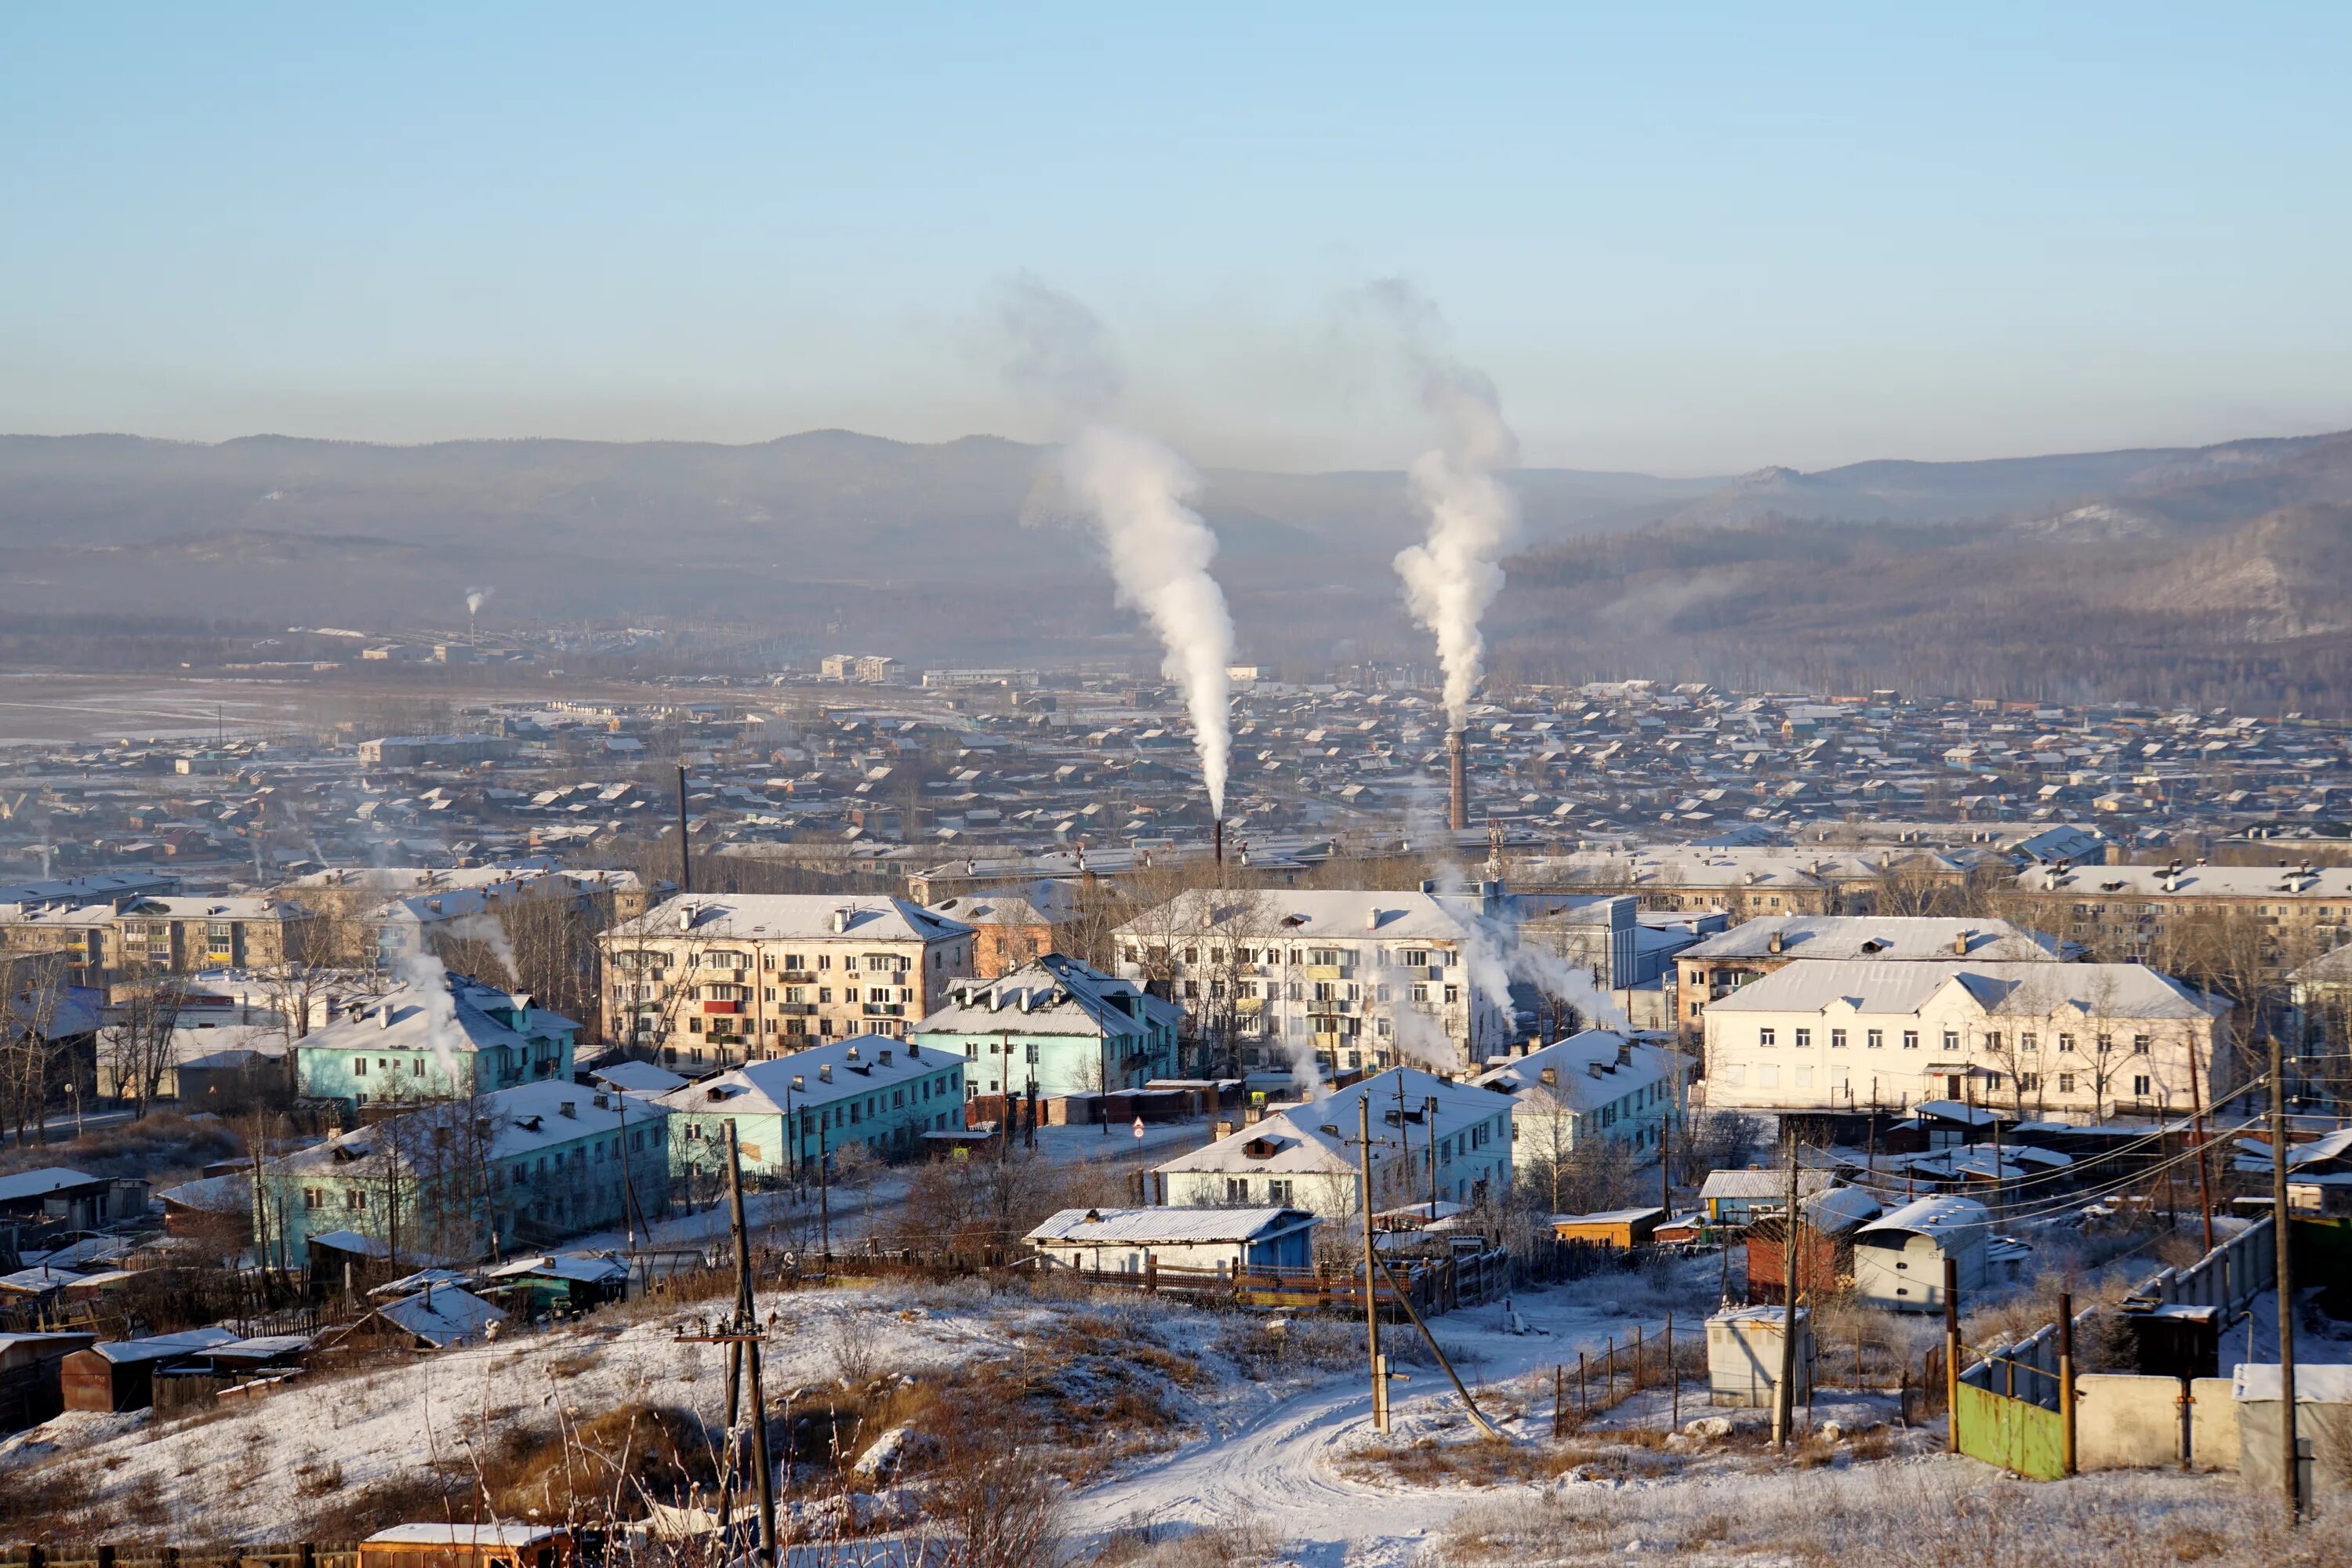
[
  {"x1": 1447, "y1": 728, "x2": 1468, "y2": 833},
  {"x1": 1213, "y1": 816, "x2": 1225, "y2": 870}
]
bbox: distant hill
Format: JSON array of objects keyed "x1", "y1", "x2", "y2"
[{"x1": 4, "y1": 424, "x2": 2351, "y2": 705}]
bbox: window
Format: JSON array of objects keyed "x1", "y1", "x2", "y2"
[
  {"x1": 2021, "y1": 1033, "x2": 2038, "y2": 1053},
  {"x1": 346, "y1": 1189, "x2": 367, "y2": 1210},
  {"x1": 1795, "y1": 1029, "x2": 1813, "y2": 1048},
  {"x1": 1866, "y1": 1029, "x2": 1884, "y2": 1050},
  {"x1": 1759, "y1": 1027, "x2": 1777, "y2": 1047},
  {"x1": 2096, "y1": 1034, "x2": 2113, "y2": 1054},
  {"x1": 2058, "y1": 1033, "x2": 2075, "y2": 1053},
  {"x1": 2132, "y1": 1035, "x2": 2151, "y2": 1055},
  {"x1": 352, "y1": 1057, "x2": 367, "y2": 1077},
  {"x1": 1443, "y1": 985, "x2": 1459, "y2": 1004},
  {"x1": 1902, "y1": 1030, "x2": 1919, "y2": 1050},
  {"x1": 1225, "y1": 1178, "x2": 1247, "y2": 1202},
  {"x1": 2132, "y1": 1074, "x2": 2152, "y2": 1098},
  {"x1": 2058, "y1": 1073, "x2": 2076, "y2": 1094},
  {"x1": 1984, "y1": 1033, "x2": 2002, "y2": 1053},
  {"x1": 1829, "y1": 1029, "x2": 1847, "y2": 1049},
  {"x1": 2020, "y1": 1073, "x2": 2040, "y2": 1091},
  {"x1": 1268, "y1": 1179, "x2": 1293, "y2": 1204},
  {"x1": 303, "y1": 1188, "x2": 323, "y2": 1210}
]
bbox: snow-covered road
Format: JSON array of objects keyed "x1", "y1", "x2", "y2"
[{"x1": 1070, "y1": 1284, "x2": 1686, "y2": 1567}]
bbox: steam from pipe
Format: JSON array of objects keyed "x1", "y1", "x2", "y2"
[
  {"x1": 464, "y1": 586, "x2": 493, "y2": 616},
  {"x1": 1374, "y1": 279, "x2": 1521, "y2": 733},
  {"x1": 993, "y1": 276, "x2": 1236, "y2": 817}
]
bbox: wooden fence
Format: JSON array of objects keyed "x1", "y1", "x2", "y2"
[{"x1": 0, "y1": 1546, "x2": 360, "y2": 1568}]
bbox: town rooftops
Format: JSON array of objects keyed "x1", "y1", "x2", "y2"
[
  {"x1": 588, "y1": 1058, "x2": 691, "y2": 1095},
  {"x1": 655, "y1": 1034, "x2": 957, "y2": 1116},
  {"x1": 276, "y1": 1078, "x2": 660, "y2": 1178},
  {"x1": 1697, "y1": 1168, "x2": 1837, "y2": 1202},
  {"x1": 1858, "y1": 1194, "x2": 1991, "y2": 1241},
  {"x1": 298, "y1": 969, "x2": 575, "y2": 1058},
  {"x1": 1113, "y1": 887, "x2": 1495, "y2": 943},
  {"x1": 1702, "y1": 960, "x2": 2224, "y2": 1021},
  {"x1": 1154, "y1": 1068, "x2": 1504, "y2": 1178},
  {"x1": 1026, "y1": 1206, "x2": 1316, "y2": 1247},
  {"x1": 0, "y1": 1167, "x2": 107, "y2": 1207},
  {"x1": 2020, "y1": 862, "x2": 2352, "y2": 898},
  {"x1": 1474, "y1": 1029, "x2": 1683, "y2": 1112},
  {"x1": 1679, "y1": 915, "x2": 2068, "y2": 964},
  {"x1": 609, "y1": 892, "x2": 973, "y2": 944},
  {"x1": 917, "y1": 955, "x2": 1180, "y2": 1040}
]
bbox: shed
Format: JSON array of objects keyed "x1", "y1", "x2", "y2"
[
  {"x1": 0, "y1": 1330, "x2": 96, "y2": 1434},
  {"x1": 324, "y1": 1284, "x2": 507, "y2": 1351},
  {"x1": 1744, "y1": 1186, "x2": 1884, "y2": 1303},
  {"x1": 2234, "y1": 1363, "x2": 2352, "y2": 1497},
  {"x1": 1707, "y1": 1305, "x2": 1814, "y2": 1408},
  {"x1": 1550, "y1": 1207, "x2": 1665, "y2": 1250},
  {"x1": 1852, "y1": 1195, "x2": 1990, "y2": 1312},
  {"x1": 360, "y1": 1523, "x2": 574, "y2": 1568},
  {"x1": 482, "y1": 1252, "x2": 631, "y2": 1313},
  {"x1": 60, "y1": 1327, "x2": 240, "y2": 1412},
  {"x1": 1697, "y1": 1167, "x2": 1835, "y2": 1226},
  {"x1": 1025, "y1": 1207, "x2": 1317, "y2": 1275}
]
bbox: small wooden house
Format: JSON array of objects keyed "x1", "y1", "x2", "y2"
[
  {"x1": 60, "y1": 1327, "x2": 240, "y2": 1412},
  {"x1": 1550, "y1": 1206, "x2": 1665, "y2": 1250},
  {"x1": 361, "y1": 1523, "x2": 573, "y2": 1568}
]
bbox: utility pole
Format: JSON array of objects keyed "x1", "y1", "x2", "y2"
[
  {"x1": 676, "y1": 763, "x2": 692, "y2": 896},
  {"x1": 818, "y1": 1116, "x2": 832, "y2": 1261},
  {"x1": 2189, "y1": 1034, "x2": 2216, "y2": 1253},
  {"x1": 2271, "y1": 1033, "x2": 2301, "y2": 1523},
  {"x1": 726, "y1": 1122, "x2": 778, "y2": 1563},
  {"x1": 1773, "y1": 1123, "x2": 1801, "y2": 1451},
  {"x1": 1356, "y1": 1094, "x2": 1390, "y2": 1433}
]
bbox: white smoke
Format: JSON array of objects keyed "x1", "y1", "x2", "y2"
[
  {"x1": 1508, "y1": 942, "x2": 1630, "y2": 1033},
  {"x1": 992, "y1": 276, "x2": 1236, "y2": 818},
  {"x1": 392, "y1": 946, "x2": 469, "y2": 1083},
  {"x1": 1373, "y1": 956, "x2": 1458, "y2": 1071},
  {"x1": 1278, "y1": 1022, "x2": 1326, "y2": 1102},
  {"x1": 1374, "y1": 279, "x2": 1521, "y2": 733},
  {"x1": 445, "y1": 912, "x2": 520, "y2": 986},
  {"x1": 464, "y1": 586, "x2": 494, "y2": 616},
  {"x1": 1053, "y1": 426, "x2": 1235, "y2": 815}
]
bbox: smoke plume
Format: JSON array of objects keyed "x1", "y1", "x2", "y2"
[
  {"x1": 392, "y1": 947, "x2": 469, "y2": 1082},
  {"x1": 1508, "y1": 942, "x2": 1629, "y2": 1033},
  {"x1": 993, "y1": 276, "x2": 1236, "y2": 817},
  {"x1": 1374, "y1": 280, "x2": 1521, "y2": 732},
  {"x1": 464, "y1": 586, "x2": 494, "y2": 616}
]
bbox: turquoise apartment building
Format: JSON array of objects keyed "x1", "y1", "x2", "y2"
[
  {"x1": 294, "y1": 973, "x2": 578, "y2": 1110},
  {"x1": 655, "y1": 1033, "x2": 965, "y2": 1185},
  {"x1": 910, "y1": 954, "x2": 1181, "y2": 1099}
]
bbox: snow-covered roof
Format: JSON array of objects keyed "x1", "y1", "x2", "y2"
[
  {"x1": 364, "y1": 1525, "x2": 564, "y2": 1548},
  {"x1": 1698, "y1": 1169, "x2": 1835, "y2": 1201},
  {"x1": 89, "y1": 1327, "x2": 239, "y2": 1365},
  {"x1": 2025, "y1": 864, "x2": 2352, "y2": 899},
  {"x1": 2233, "y1": 1363, "x2": 2352, "y2": 1403},
  {"x1": 1112, "y1": 887, "x2": 1493, "y2": 945},
  {"x1": 297, "y1": 970, "x2": 575, "y2": 1058},
  {"x1": 917, "y1": 955, "x2": 1179, "y2": 1041},
  {"x1": 1679, "y1": 915, "x2": 2066, "y2": 964},
  {"x1": 304, "y1": 1229, "x2": 390, "y2": 1258},
  {"x1": 1704, "y1": 960, "x2": 2224, "y2": 1022},
  {"x1": 1858, "y1": 1195, "x2": 1990, "y2": 1242},
  {"x1": 1026, "y1": 1206, "x2": 1316, "y2": 1247},
  {"x1": 277, "y1": 1079, "x2": 664, "y2": 1179},
  {"x1": 589, "y1": 1058, "x2": 690, "y2": 1094},
  {"x1": 373, "y1": 1286, "x2": 506, "y2": 1347},
  {"x1": 1475, "y1": 1029, "x2": 1684, "y2": 1112},
  {"x1": 485, "y1": 1251, "x2": 630, "y2": 1283},
  {"x1": 610, "y1": 893, "x2": 973, "y2": 945},
  {"x1": 0, "y1": 1167, "x2": 106, "y2": 1206},
  {"x1": 656, "y1": 1036, "x2": 957, "y2": 1116},
  {"x1": 1154, "y1": 1068, "x2": 1506, "y2": 1178}
]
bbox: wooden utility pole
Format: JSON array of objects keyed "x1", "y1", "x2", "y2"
[
  {"x1": 2058, "y1": 1290, "x2": 2078, "y2": 1478},
  {"x1": 1773, "y1": 1124, "x2": 1801, "y2": 1451},
  {"x1": 1357, "y1": 1094, "x2": 1389, "y2": 1433},
  {"x1": 2271, "y1": 1034, "x2": 2301, "y2": 1523},
  {"x1": 725, "y1": 1123, "x2": 778, "y2": 1563},
  {"x1": 1943, "y1": 1256, "x2": 1962, "y2": 1454}
]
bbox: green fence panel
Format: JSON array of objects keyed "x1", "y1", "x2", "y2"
[{"x1": 1956, "y1": 1381, "x2": 2067, "y2": 1481}]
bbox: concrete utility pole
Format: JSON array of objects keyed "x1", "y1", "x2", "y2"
[
  {"x1": 1773, "y1": 1123, "x2": 1801, "y2": 1451},
  {"x1": 2271, "y1": 1033, "x2": 2301, "y2": 1523},
  {"x1": 1357, "y1": 1094, "x2": 1390, "y2": 1433}
]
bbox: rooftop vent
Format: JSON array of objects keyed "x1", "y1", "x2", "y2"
[
  {"x1": 846, "y1": 1044, "x2": 861, "y2": 1062},
  {"x1": 819, "y1": 1063, "x2": 832, "y2": 1083},
  {"x1": 559, "y1": 1100, "x2": 577, "y2": 1118}
]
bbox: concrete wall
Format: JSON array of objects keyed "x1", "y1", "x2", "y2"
[
  {"x1": 2190, "y1": 1377, "x2": 2239, "y2": 1472},
  {"x1": 2075, "y1": 1374, "x2": 2184, "y2": 1472}
]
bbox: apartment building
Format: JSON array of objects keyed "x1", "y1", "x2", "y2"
[
  {"x1": 1152, "y1": 1068, "x2": 1512, "y2": 1218},
  {"x1": 924, "y1": 887, "x2": 1069, "y2": 978},
  {"x1": 1111, "y1": 885, "x2": 1515, "y2": 1075},
  {"x1": 1526, "y1": 845, "x2": 1990, "y2": 919},
  {"x1": 293, "y1": 971, "x2": 579, "y2": 1109},
  {"x1": 1673, "y1": 915, "x2": 2073, "y2": 1036},
  {"x1": 282, "y1": 862, "x2": 652, "y2": 966},
  {"x1": 1700, "y1": 960, "x2": 2229, "y2": 1122},
  {"x1": 2005, "y1": 859, "x2": 2352, "y2": 962},
  {"x1": 0, "y1": 894, "x2": 312, "y2": 986},
  {"x1": 655, "y1": 1034, "x2": 967, "y2": 1182},
  {"x1": 912, "y1": 954, "x2": 1183, "y2": 1097},
  {"x1": 265, "y1": 1079, "x2": 673, "y2": 1258},
  {"x1": 1473, "y1": 1029, "x2": 1690, "y2": 1159},
  {"x1": 597, "y1": 894, "x2": 975, "y2": 1067}
]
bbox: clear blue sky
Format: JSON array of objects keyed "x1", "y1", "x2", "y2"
[{"x1": 3, "y1": 3, "x2": 2347, "y2": 473}]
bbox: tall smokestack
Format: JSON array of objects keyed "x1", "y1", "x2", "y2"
[
  {"x1": 1214, "y1": 816, "x2": 1225, "y2": 869},
  {"x1": 1448, "y1": 728, "x2": 1468, "y2": 833}
]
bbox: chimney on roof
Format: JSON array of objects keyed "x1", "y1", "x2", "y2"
[
  {"x1": 379, "y1": 1004, "x2": 393, "y2": 1029},
  {"x1": 1364, "y1": 908, "x2": 1381, "y2": 932},
  {"x1": 559, "y1": 1100, "x2": 576, "y2": 1118},
  {"x1": 1539, "y1": 1065, "x2": 1557, "y2": 1087},
  {"x1": 1447, "y1": 728, "x2": 1468, "y2": 833},
  {"x1": 1953, "y1": 929, "x2": 1971, "y2": 956},
  {"x1": 1767, "y1": 929, "x2": 1784, "y2": 956},
  {"x1": 819, "y1": 1063, "x2": 832, "y2": 1083},
  {"x1": 1244, "y1": 1104, "x2": 1263, "y2": 1125},
  {"x1": 829, "y1": 908, "x2": 850, "y2": 934}
]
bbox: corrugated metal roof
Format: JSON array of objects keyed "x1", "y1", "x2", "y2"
[{"x1": 1026, "y1": 1206, "x2": 1315, "y2": 1246}]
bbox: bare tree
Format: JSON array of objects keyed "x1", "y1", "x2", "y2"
[{"x1": 102, "y1": 975, "x2": 187, "y2": 1119}]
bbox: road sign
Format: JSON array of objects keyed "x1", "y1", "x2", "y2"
[{"x1": 1132, "y1": 1116, "x2": 1147, "y2": 1139}]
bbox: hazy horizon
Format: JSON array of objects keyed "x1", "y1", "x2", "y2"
[{"x1": 7, "y1": 7, "x2": 2352, "y2": 475}]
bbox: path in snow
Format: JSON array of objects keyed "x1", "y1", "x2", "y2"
[{"x1": 1069, "y1": 1283, "x2": 1691, "y2": 1567}]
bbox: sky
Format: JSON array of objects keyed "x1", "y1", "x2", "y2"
[{"x1": 3, "y1": 3, "x2": 2348, "y2": 475}]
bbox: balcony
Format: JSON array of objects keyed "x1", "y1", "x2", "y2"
[
  {"x1": 704, "y1": 1000, "x2": 742, "y2": 1014},
  {"x1": 1305, "y1": 964, "x2": 1347, "y2": 982},
  {"x1": 862, "y1": 1002, "x2": 906, "y2": 1018},
  {"x1": 777, "y1": 1002, "x2": 816, "y2": 1017}
]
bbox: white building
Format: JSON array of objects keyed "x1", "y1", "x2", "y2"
[
  {"x1": 1112, "y1": 884, "x2": 1515, "y2": 1075},
  {"x1": 1152, "y1": 1068, "x2": 1512, "y2": 1218},
  {"x1": 1474, "y1": 1029, "x2": 1689, "y2": 1160},
  {"x1": 1025, "y1": 1206, "x2": 1318, "y2": 1276},
  {"x1": 597, "y1": 895, "x2": 975, "y2": 1068},
  {"x1": 1701, "y1": 960, "x2": 2229, "y2": 1120}
]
